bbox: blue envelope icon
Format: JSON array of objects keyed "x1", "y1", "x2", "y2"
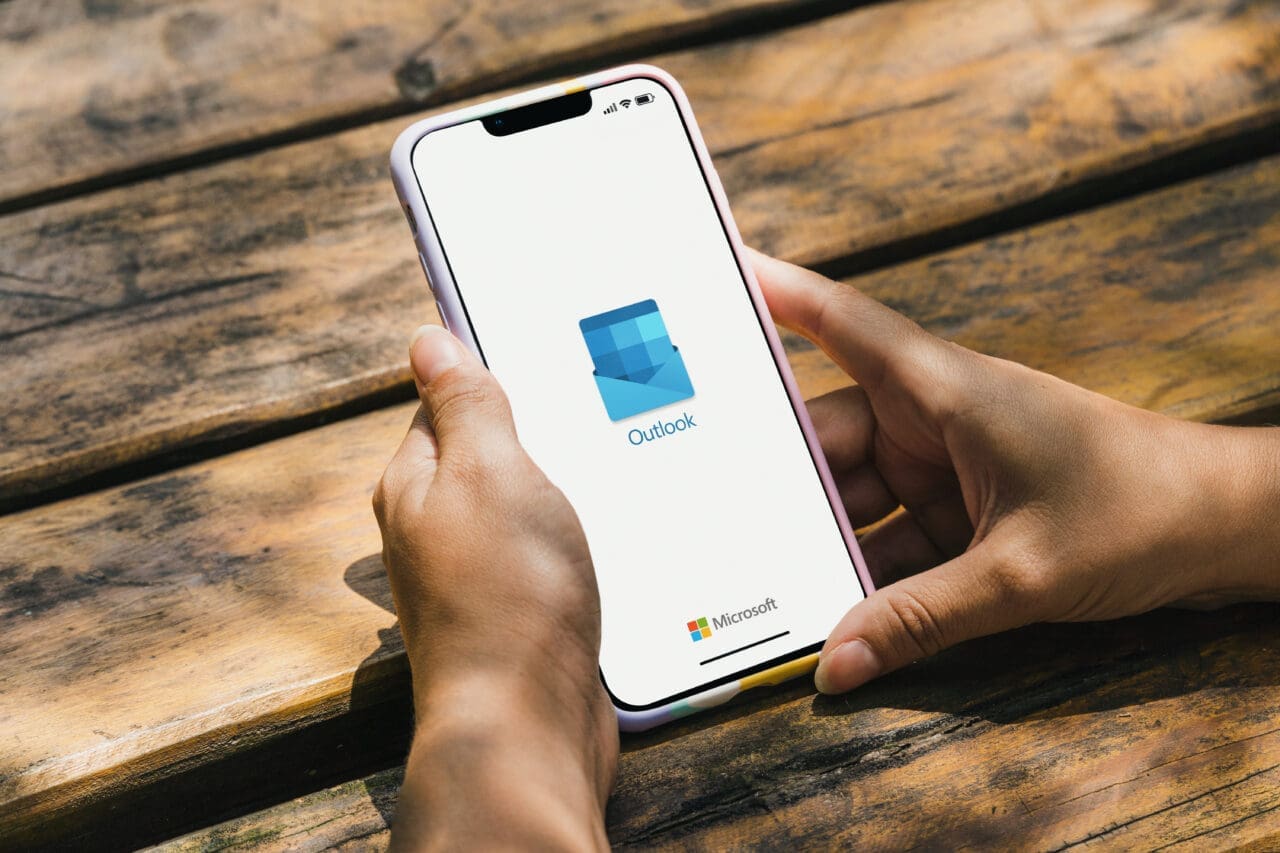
[{"x1": 579, "y1": 299, "x2": 695, "y2": 421}]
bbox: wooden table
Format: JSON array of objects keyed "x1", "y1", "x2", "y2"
[{"x1": 3, "y1": 0, "x2": 1280, "y2": 848}]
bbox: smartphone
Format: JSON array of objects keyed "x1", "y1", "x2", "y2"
[{"x1": 390, "y1": 65, "x2": 873, "y2": 731}]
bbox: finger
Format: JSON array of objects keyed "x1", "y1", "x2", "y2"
[
  {"x1": 806, "y1": 386, "x2": 875, "y2": 472},
  {"x1": 374, "y1": 405, "x2": 438, "y2": 527},
  {"x1": 870, "y1": 430, "x2": 974, "y2": 557},
  {"x1": 806, "y1": 386, "x2": 899, "y2": 526},
  {"x1": 409, "y1": 324, "x2": 518, "y2": 461},
  {"x1": 835, "y1": 465, "x2": 899, "y2": 530},
  {"x1": 814, "y1": 540, "x2": 1035, "y2": 694},
  {"x1": 904, "y1": 490, "x2": 975, "y2": 558},
  {"x1": 389, "y1": 403, "x2": 440, "y2": 478},
  {"x1": 747, "y1": 247, "x2": 930, "y2": 392},
  {"x1": 856, "y1": 510, "x2": 946, "y2": 587}
]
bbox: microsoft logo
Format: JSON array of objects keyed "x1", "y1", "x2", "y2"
[
  {"x1": 686, "y1": 617, "x2": 712, "y2": 642},
  {"x1": 687, "y1": 599, "x2": 779, "y2": 644}
]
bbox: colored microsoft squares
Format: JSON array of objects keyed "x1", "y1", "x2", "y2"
[
  {"x1": 580, "y1": 299, "x2": 694, "y2": 421},
  {"x1": 687, "y1": 617, "x2": 712, "y2": 642}
]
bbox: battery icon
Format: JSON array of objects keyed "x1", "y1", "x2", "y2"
[{"x1": 636, "y1": 93, "x2": 655, "y2": 105}]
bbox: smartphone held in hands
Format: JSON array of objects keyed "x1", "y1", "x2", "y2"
[{"x1": 390, "y1": 65, "x2": 872, "y2": 730}]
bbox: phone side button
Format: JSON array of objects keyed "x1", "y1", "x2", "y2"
[
  {"x1": 417, "y1": 251, "x2": 450, "y2": 331},
  {"x1": 417, "y1": 251, "x2": 435, "y2": 295}
]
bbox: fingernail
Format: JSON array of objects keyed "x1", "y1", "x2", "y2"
[
  {"x1": 410, "y1": 324, "x2": 462, "y2": 383},
  {"x1": 814, "y1": 639, "x2": 881, "y2": 694}
]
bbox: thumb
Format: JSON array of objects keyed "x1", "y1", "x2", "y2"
[
  {"x1": 813, "y1": 542, "x2": 1033, "y2": 694},
  {"x1": 748, "y1": 247, "x2": 932, "y2": 392},
  {"x1": 409, "y1": 324, "x2": 518, "y2": 459}
]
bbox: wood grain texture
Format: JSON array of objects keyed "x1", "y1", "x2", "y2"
[
  {"x1": 0, "y1": 0, "x2": 824, "y2": 206},
  {"x1": 152, "y1": 606, "x2": 1280, "y2": 851},
  {"x1": 152, "y1": 768, "x2": 404, "y2": 852},
  {"x1": 4, "y1": 0, "x2": 1279, "y2": 505},
  {"x1": 4, "y1": 153, "x2": 1280, "y2": 846},
  {"x1": 0, "y1": 405, "x2": 412, "y2": 848}
]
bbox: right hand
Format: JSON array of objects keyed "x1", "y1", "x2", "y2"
[{"x1": 750, "y1": 249, "x2": 1280, "y2": 695}]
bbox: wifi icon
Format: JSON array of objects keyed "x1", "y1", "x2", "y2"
[{"x1": 619, "y1": 98, "x2": 632, "y2": 109}]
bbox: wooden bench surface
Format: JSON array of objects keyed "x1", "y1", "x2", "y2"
[
  {"x1": 0, "y1": 0, "x2": 816, "y2": 208},
  {"x1": 2, "y1": 0, "x2": 1279, "y2": 848},
  {"x1": 157, "y1": 605, "x2": 1280, "y2": 851},
  {"x1": 6, "y1": 155, "x2": 1280, "y2": 847},
  {"x1": 3, "y1": 0, "x2": 1277, "y2": 507}
]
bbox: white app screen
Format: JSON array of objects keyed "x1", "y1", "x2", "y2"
[{"x1": 412, "y1": 77, "x2": 866, "y2": 709}]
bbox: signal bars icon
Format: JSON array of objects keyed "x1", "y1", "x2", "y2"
[{"x1": 603, "y1": 102, "x2": 618, "y2": 114}]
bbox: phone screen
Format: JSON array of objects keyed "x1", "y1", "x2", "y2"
[{"x1": 410, "y1": 75, "x2": 866, "y2": 710}]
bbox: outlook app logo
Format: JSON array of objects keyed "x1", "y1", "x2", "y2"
[{"x1": 579, "y1": 299, "x2": 695, "y2": 421}]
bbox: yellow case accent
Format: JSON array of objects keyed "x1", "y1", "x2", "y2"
[{"x1": 739, "y1": 652, "x2": 819, "y2": 691}]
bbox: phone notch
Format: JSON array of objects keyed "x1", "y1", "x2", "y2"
[{"x1": 482, "y1": 90, "x2": 593, "y2": 137}]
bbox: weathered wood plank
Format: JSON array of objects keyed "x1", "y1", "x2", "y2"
[
  {"x1": 150, "y1": 767, "x2": 404, "y2": 852},
  {"x1": 0, "y1": 0, "x2": 827, "y2": 207},
  {"x1": 4, "y1": 152, "x2": 1280, "y2": 846},
  {"x1": 609, "y1": 609, "x2": 1280, "y2": 849},
  {"x1": 4, "y1": 0, "x2": 1278, "y2": 505},
  {"x1": 0, "y1": 407, "x2": 412, "y2": 848},
  {"x1": 152, "y1": 606, "x2": 1280, "y2": 850}
]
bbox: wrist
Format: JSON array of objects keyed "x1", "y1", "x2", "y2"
[
  {"x1": 393, "y1": 669, "x2": 616, "y2": 851},
  {"x1": 1174, "y1": 423, "x2": 1280, "y2": 605},
  {"x1": 406, "y1": 622, "x2": 609, "y2": 750},
  {"x1": 415, "y1": 668, "x2": 615, "y2": 786}
]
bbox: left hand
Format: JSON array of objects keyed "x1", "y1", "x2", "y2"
[{"x1": 373, "y1": 324, "x2": 615, "y2": 850}]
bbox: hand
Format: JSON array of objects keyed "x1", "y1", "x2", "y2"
[
  {"x1": 750, "y1": 249, "x2": 1280, "y2": 695},
  {"x1": 373, "y1": 325, "x2": 616, "y2": 850}
]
